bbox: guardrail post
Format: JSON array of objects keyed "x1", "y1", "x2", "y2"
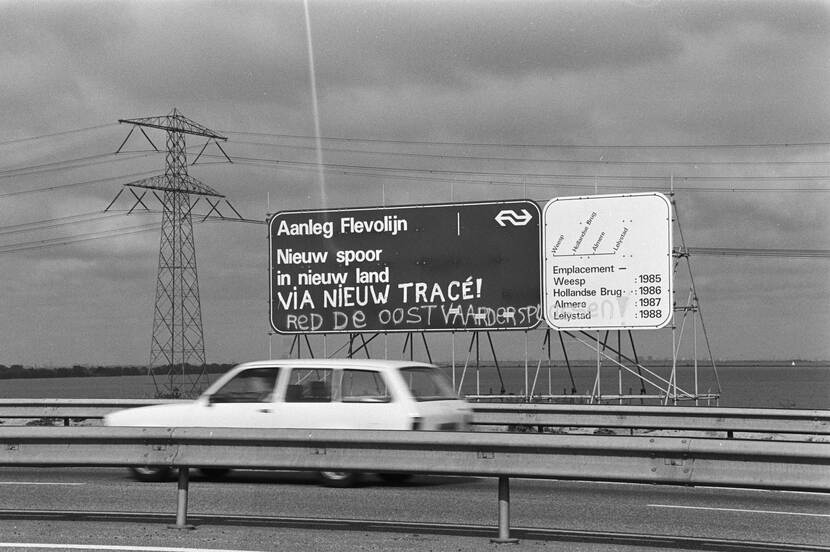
[
  {"x1": 491, "y1": 476, "x2": 519, "y2": 544},
  {"x1": 169, "y1": 467, "x2": 195, "y2": 530}
]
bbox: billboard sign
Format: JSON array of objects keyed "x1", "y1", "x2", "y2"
[
  {"x1": 542, "y1": 193, "x2": 673, "y2": 330},
  {"x1": 269, "y1": 200, "x2": 542, "y2": 333}
]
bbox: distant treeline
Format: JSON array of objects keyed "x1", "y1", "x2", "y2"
[
  {"x1": 0, "y1": 359, "x2": 826, "y2": 380},
  {"x1": 0, "y1": 364, "x2": 236, "y2": 380}
]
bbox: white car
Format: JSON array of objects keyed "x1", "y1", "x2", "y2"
[{"x1": 104, "y1": 359, "x2": 472, "y2": 486}]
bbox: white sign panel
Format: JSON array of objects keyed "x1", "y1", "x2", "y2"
[{"x1": 542, "y1": 192, "x2": 673, "y2": 330}]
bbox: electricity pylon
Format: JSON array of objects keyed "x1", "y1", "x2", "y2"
[{"x1": 109, "y1": 108, "x2": 235, "y2": 398}]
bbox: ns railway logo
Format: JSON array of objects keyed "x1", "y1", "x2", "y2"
[
  {"x1": 269, "y1": 200, "x2": 543, "y2": 334},
  {"x1": 494, "y1": 208, "x2": 533, "y2": 227}
]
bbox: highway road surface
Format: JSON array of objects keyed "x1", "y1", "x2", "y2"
[{"x1": 0, "y1": 467, "x2": 826, "y2": 551}]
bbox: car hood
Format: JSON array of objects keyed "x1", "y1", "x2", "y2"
[{"x1": 104, "y1": 402, "x2": 198, "y2": 427}]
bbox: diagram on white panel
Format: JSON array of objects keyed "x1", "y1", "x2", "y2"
[{"x1": 543, "y1": 193, "x2": 673, "y2": 330}]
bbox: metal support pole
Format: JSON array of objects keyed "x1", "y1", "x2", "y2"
[
  {"x1": 592, "y1": 330, "x2": 601, "y2": 404},
  {"x1": 421, "y1": 332, "x2": 433, "y2": 364},
  {"x1": 491, "y1": 476, "x2": 519, "y2": 544},
  {"x1": 694, "y1": 308, "x2": 699, "y2": 406},
  {"x1": 304, "y1": 334, "x2": 314, "y2": 359},
  {"x1": 558, "y1": 331, "x2": 577, "y2": 394},
  {"x1": 618, "y1": 331, "x2": 623, "y2": 405},
  {"x1": 451, "y1": 331, "x2": 456, "y2": 390},
  {"x1": 475, "y1": 333, "x2": 481, "y2": 395},
  {"x1": 671, "y1": 310, "x2": 678, "y2": 405},
  {"x1": 169, "y1": 467, "x2": 195, "y2": 530},
  {"x1": 487, "y1": 331, "x2": 506, "y2": 394},
  {"x1": 524, "y1": 331, "x2": 528, "y2": 399}
]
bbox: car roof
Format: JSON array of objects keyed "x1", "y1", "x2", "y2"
[{"x1": 234, "y1": 358, "x2": 438, "y2": 371}]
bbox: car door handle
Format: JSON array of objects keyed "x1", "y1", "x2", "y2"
[{"x1": 258, "y1": 408, "x2": 271, "y2": 413}]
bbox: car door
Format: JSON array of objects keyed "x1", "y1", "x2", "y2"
[
  {"x1": 195, "y1": 366, "x2": 281, "y2": 428},
  {"x1": 335, "y1": 368, "x2": 408, "y2": 429},
  {"x1": 278, "y1": 367, "x2": 338, "y2": 428}
]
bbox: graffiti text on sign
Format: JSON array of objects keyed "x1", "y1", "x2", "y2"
[{"x1": 280, "y1": 303, "x2": 543, "y2": 332}]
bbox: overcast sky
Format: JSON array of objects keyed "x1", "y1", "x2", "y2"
[{"x1": 0, "y1": 0, "x2": 828, "y2": 370}]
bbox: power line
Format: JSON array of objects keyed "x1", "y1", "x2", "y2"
[
  {"x1": 0, "y1": 141, "x2": 210, "y2": 180},
  {"x1": 218, "y1": 154, "x2": 830, "y2": 191},
  {"x1": 0, "y1": 222, "x2": 161, "y2": 254},
  {"x1": 0, "y1": 210, "x2": 260, "y2": 246},
  {"x1": 225, "y1": 154, "x2": 830, "y2": 181},
  {"x1": 683, "y1": 247, "x2": 830, "y2": 258},
  {"x1": 0, "y1": 123, "x2": 118, "y2": 148},
  {"x1": 0, "y1": 169, "x2": 160, "y2": 199},
  {"x1": 1, "y1": 221, "x2": 821, "y2": 259},
  {"x1": 0, "y1": 151, "x2": 158, "y2": 181},
  {"x1": 0, "y1": 215, "x2": 249, "y2": 253},
  {"x1": 232, "y1": 138, "x2": 830, "y2": 166},
  {"x1": 221, "y1": 129, "x2": 830, "y2": 150},
  {"x1": 0, "y1": 211, "x2": 127, "y2": 236},
  {"x1": 0, "y1": 153, "x2": 116, "y2": 177}
]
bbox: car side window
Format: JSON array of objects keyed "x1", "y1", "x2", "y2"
[
  {"x1": 399, "y1": 366, "x2": 457, "y2": 401},
  {"x1": 340, "y1": 370, "x2": 390, "y2": 403},
  {"x1": 209, "y1": 368, "x2": 279, "y2": 403},
  {"x1": 284, "y1": 368, "x2": 333, "y2": 402}
]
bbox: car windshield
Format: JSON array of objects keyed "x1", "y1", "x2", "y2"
[{"x1": 398, "y1": 366, "x2": 457, "y2": 401}]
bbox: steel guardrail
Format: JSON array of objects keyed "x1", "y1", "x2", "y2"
[
  {"x1": 469, "y1": 403, "x2": 830, "y2": 435},
  {"x1": 0, "y1": 399, "x2": 178, "y2": 419},
  {"x1": 0, "y1": 426, "x2": 826, "y2": 489},
  {"x1": 1, "y1": 427, "x2": 829, "y2": 538},
  {"x1": 0, "y1": 426, "x2": 827, "y2": 541},
  {"x1": 0, "y1": 399, "x2": 827, "y2": 436}
]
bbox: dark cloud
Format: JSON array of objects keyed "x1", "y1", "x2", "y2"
[
  {"x1": 666, "y1": 0, "x2": 829, "y2": 36},
  {"x1": 306, "y1": 1, "x2": 686, "y2": 91},
  {"x1": 0, "y1": 0, "x2": 827, "y2": 364}
]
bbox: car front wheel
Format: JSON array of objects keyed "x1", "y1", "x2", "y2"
[
  {"x1": 129, "y1": 466, "x2": 172, "y2": 482},
  {"x1": 318, "y1": 471, "x2": 361, "y2": 487}
]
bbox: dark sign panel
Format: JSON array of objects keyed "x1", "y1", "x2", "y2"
[{"x1": 269, "y1": 200, "x2": 542, "y2": 333}]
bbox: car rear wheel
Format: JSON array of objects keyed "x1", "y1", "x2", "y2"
[
  {"x1": 129, "y1": 466, "x2": 172, "y2": 482},
  {"x1": 199, "y1": 468, "x2": 231, "y2": 480},
  {"x1": 377, "y1": 473, "x2": 413, "y2": 484},
  {"x1": 318, "y1": 471, "x2": 361, "y2": 487}
]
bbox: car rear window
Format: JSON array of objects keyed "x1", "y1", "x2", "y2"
[
  {"x1": 398, "y1": 366, "x2": 457, "y2": 401},
  {"x1": 340, "y1": 369, "x2": 391, "y2": 403}
]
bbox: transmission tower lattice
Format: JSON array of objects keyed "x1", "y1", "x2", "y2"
[{"x1": 112, "y1": 108, "x2": 232, "y2": 398}]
